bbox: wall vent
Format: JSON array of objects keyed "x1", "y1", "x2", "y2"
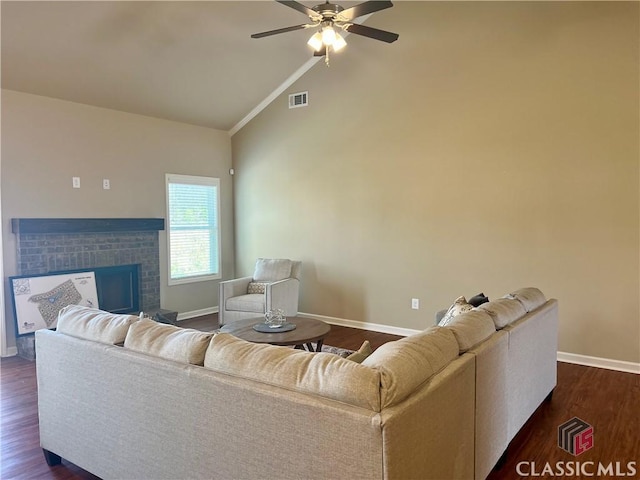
[{"x1": 288, "y1": 91, "x2": 308, "y2": 109}]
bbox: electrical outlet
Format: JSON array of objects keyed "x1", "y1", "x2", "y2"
[
  {"x1": 72, "y1": 177, "x2": 81, "y2": 188},
  {"x1": 103, "y1": 179, "x2": 110, "y2": 190},
  {"x1": 411, "y1": 298, "x2": 420, "y2": 310}
]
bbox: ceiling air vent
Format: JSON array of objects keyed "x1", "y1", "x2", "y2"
[{"x1": 288, "y1": 91, "x2": 308, "y2": 109}]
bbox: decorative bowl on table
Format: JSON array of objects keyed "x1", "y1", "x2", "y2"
[
  {"x1": 252, "y1": 309, "x2": 296, "y2": 333},
  {"x1": 264, "y1": 309, "x2": 286, "y2": 328}
]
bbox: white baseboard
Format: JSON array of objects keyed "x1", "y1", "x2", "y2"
[
  {"x1": 298, "y1": 311, "x2": 420, "y2": 337},
  {"x1": 301, "y1": 311, "x2": 639, "y2": 375},
  {"x1": 557, "y1": 351, "x2": 640, "y2": 375},
  {"x1": 2, "y1": 346, "x2": 18, "y2": 358},
  {"x1": 177, "y1": 306, "x2": 218, "y2": 322}
]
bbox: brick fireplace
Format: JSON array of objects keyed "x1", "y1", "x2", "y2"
[{"x1": 11, "y1": 218, "x2": 165, "y2": 311}]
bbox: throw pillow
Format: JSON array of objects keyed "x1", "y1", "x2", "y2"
[
  {"x1": 438, "y1": 296, "x2": 474, "y2": 326},
  {"x1": 468, "y1": 293, "x2": 490, "y2": 307},
  {"x1": 247, "y1": 282, "x2": 268, "y2": 294},
  {"x1": 346, "y1": 340, "x2": 373, "y2": 363}
]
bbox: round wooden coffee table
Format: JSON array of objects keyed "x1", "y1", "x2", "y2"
[{"x1": 219, "y1": 316, "x2": 331, "y2": 352}]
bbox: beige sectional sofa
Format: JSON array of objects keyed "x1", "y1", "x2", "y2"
[{"x1": 35, "y1": 288, "x2": 557, "y2": 480}]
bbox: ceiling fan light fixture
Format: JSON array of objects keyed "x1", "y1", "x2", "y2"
[
  {"x1": 321, "y1": 24, "x2": 337, "y2": 46},
  {"x1": 332, "y1": 33, "x2": 347, "y2": 52},
  {"x1": 307, "y1": 32, "x2": 323, "y2": 51}
]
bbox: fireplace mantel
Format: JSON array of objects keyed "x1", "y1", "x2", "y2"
[{"x1": 11, "y1": 218, "x2": 165, "y2": 234}]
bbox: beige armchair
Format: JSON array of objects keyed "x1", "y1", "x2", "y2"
[{"x1": 219, "y1": 258, "x2": 302, "y2": 326}]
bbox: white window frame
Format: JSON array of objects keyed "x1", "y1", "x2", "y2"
[{"x1": 166, "y1": 174, "x2": 221, "y2": 285}]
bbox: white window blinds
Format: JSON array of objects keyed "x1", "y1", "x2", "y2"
[{"x1": 166, "y1": 174, "x2": 221, "y2": 284}]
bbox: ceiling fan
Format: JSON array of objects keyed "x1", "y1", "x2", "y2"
[{"x1": 251, "y1": 1, "x2": 399, "y2": 64}]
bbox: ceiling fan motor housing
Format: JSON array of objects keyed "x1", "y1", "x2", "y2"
[{"x1": 312, "y1": 2, "x2": 344, "y2": 20}]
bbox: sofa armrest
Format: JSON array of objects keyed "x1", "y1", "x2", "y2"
[{"x1": 266, "y1": 278, "x2": 300, "y2": 317}]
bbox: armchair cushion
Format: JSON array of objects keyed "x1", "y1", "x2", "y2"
[
  {"x1": 253, "y1": 258, "x2": 292, "y2": 282},
  {"x1": 225, "y1": 294, "x2": 265, "y2": 313}
]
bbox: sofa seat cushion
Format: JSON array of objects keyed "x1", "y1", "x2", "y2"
[
  {"x1": 225, "y1": 294, "x2": 265, "y2": 313},
  {"x1": 478, "y1": 298, "x2": 527, "y2": 329},
  {"x1": 56, "y1": 304, "x2": 138, "y2": 345},
  {"x1": 361, "y1": 326, "x2": 459, "y2": 408},
  {"x1": 507, "y1": 287, "x2": 547, "y2": 312},
  {"x1": 253, "y1": 258, "x2": 292, "y2": 282},
  {"x1": 124, "y1": 319, "x2": 213, "y2": 365},
  {"x1": 443, "y1": 310, "x2": 496, "y2": 353},
  {"x1": 204, "y1": 333, "x2": 381, "y2": 411}
]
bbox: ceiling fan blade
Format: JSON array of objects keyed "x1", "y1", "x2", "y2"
[
  {"x1": 251, "y1": 24, "x2": 310, "y2": 39},
  {"x1": 344, "y1": 23, "x2": 399, "y2": 43},
  {"x1": 276, "y1": 0, "x2": 319, "y2": 18},
  {"x1": 339, "y1": 1, "x2": 394, "y2": 21}
]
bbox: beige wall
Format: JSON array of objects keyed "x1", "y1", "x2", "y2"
[
  {"x1": 232, "y1": 2, "x2": 639, "y2": 363},
  {"x1": 1, "y1": 90, "x2": 234, "y2": 350}
]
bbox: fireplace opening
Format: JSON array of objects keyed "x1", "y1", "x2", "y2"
[{"x1": 52, "y1": 264, "x2": 141, "y2": 314}]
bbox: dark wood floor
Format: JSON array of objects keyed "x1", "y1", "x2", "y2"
[{"x1": 2, "y1": 315, "x2": 638, "y2": 479}]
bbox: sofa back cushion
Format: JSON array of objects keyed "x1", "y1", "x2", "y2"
[
  {"x1": 56, "y1": 304, "x2": 138, "y2": 345},
  {"x1": 507, "y1": 287, "x2": 547, "y2": 312},
  {"x1": 361, "y1": 326, "x2": 459, "y2": 408},
  {"x1": 204, "y1": 333, "x2": 381, "y2": 411},
  {"x1": 478, "y1": 298, "x2": 527, "y2": 329},
  {"x1": 443, "y1": 310, "x2": 496, "y2": 354},
  {"x1": 124, "y1": 319, "x2": 213, "y2": 365}
]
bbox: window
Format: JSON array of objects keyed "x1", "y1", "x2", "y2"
[{"x1": 166, "y1": 174, "x2": 221, "y2": 285}]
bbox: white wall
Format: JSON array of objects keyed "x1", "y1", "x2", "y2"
[{"x1": 232, "y1": 2, "x2": 640, "y2": 364}]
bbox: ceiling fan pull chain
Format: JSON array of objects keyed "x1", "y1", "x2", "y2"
[{"x1": 325, "y1": 45, "x2": 330, "y2": 67}]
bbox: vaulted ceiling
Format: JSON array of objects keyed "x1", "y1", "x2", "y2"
[{"x1": 1, "y1": 1, "x2": 397, "y2": 133}]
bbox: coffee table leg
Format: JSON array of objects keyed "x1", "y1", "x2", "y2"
[{"x1": 300, "y1": 341, "x2": 325, "y2": 352}]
